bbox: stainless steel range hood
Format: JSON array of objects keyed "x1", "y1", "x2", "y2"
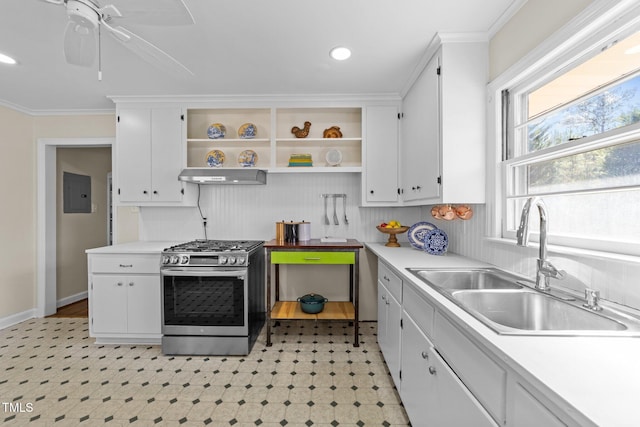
[{"x1": 178, "y1": 168, "x2": 267, "y2": 185}]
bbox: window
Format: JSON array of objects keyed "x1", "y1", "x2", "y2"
[{"x1": 503, "y1": 29, "x2": 640, "y2": 255}]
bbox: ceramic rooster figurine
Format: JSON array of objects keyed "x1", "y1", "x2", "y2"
[{"x1": 291, "y1": 121, "x2": 312, "y2": 138}]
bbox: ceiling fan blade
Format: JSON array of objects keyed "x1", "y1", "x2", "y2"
[
  {"x1": 63, "y1": 20, "x2": 96, "y2": 66},
  {"x1": 40, "y1": 0, "x2": 65, "y2": 4},
  {"x1": 107, "y1": 26, "x2": 193, "y2": 77},
  {"x1": 103, "y1": 0, "x2": 194, "y2": 26}
]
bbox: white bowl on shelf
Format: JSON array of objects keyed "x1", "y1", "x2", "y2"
[{"x1": 326, "y1": 149, "x2": 342, "y2": 166}]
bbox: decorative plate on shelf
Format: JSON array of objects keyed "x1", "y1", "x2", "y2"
[
  {"x1": 326, "y1": 149, "x2": 343, "y2": 166},
  {"x1": 207, "y1": 123, "x2": 226, "y2": 139},
  {"x1": 238, "y1": 123, "x2": 257, "y2": 139},
  {"x1": 423, "y1": 228, "x2": 448, "y2": 255},
  {"x1": 407, "y1": 221, "x2": 437, "y2": 250},
  {"x1": 238, "y1": 150, "x2": 258, "y2": 167},
  {"x1": 205, "y1": 150, "x2": 225, "y2": 167}
]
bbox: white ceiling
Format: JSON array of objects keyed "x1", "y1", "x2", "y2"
[{"x1": 0, "y1": 0, "x2": 518, "y2": 113}]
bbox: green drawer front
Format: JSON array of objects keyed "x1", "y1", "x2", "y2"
[{"x1": 271, "y1": 251, "x2": 355, "y2": 265}]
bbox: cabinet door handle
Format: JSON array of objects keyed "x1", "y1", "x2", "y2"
[
  {"x1": 370, "y1": 190, "x2": 374, "y2": 194},
  {"x1": 129, "y1": 282, "x2": 134, "y2": 287},
  {"x1": 383, "y1": 275, "x2": 390, "y2": 282},
  {"x1": 117, "y1": 282, "x2": 123, "y2": 286},
  {"x1": 153, "y1": 190, "x2": 158, "y2": 195},
  {"x1": 421, "y1": 351, "x2": 429, "y2": 360},
  {"x1": 381, "y1": 294, "x2": 387, "y2": 301},
  {"x1": 428, "y1": 366, "x2": 436, "y2": 375},
  {"x1": 143, "y1": 190, "x2": 148, "y2": 194},
  {"x1": 119, "y1": 264, "x2": 133, "y2": 268},
  {"x1": 304, "y1": 257, "x2": 322, "y2": 261}
]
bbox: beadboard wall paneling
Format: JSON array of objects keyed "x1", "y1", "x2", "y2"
[{"x1": 140, "y1": 173, "x2": 421, "y2": 243}]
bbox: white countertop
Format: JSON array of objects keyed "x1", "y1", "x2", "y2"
[
  {"x1": 85, "y1": 241, "x2": 181, "y2": 254},
  {"x1": 365, "y1": 242, "x2": 640, "y2": 427}
]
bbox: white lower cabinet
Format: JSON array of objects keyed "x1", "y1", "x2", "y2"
[
  {"x1": 399, "y1": 313, "x2": 437, "y2": 424},
  {"x1": 430, "y1": 346, "x2": 499, "y2": 427},
  {"x1": 509, "y1": 380, "x2": 570, "y2": 427},
  {"x1": 92, "y1": 275, "x2": 161, "y2": 335},
  {"x1": 88, "y1": 253, "x2": 162, "y2": 343},
  {"x1": 376, "y1": 260, "x2": 582, "y2": 426},
  {"x1": 377, "y1": 262, "x2": 402, "y2": 388},
  {"x1": 400, "y1": 307, "x2": 498, "y2": 427}
]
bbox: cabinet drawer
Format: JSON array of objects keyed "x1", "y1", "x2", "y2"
[
  {"x1": 403, "y1": 284, "x2": 435, "y2": 338},
  {"x1": 434, "y1": 311, "x2": 506, "y2": 425},
  {"x1": 271, "y1": 251, "x2": 355, "y2": 264},
  {"x1": 90, "y1": 254, "x2": 160, "y2": 274},
  {"x1": 378, "y1": 261, "x2": 402, "y2": 302}
]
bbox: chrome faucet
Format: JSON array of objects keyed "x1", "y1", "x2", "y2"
[{"x1": 516, "y1": 197, "x2": 566, "y2": 291}]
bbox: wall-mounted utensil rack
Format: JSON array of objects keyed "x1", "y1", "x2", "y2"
[{"x1": 321, "y1": 194, "x2": 348, "y2": 225}]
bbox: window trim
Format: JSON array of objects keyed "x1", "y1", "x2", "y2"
[{"x1": 486, "y1": 0, "x2": 640, "y2": 258}]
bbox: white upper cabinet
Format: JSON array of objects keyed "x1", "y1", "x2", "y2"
[
  {"x1": 116, "y1": 107, "x2": 186, "y2": 204},
  {"x1": 363, "y1": 105, "x2": 400, "y2": 205},
  {"x1": 400, "y1": 56, "x2": 440, "y2": 203},
  {"x1": 400, "y1": 34, "x2": 488, "y2": 205}
]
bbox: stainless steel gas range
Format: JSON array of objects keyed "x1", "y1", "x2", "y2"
[{"x1": 160, "y1": 240, "x2": 265, "y2": 356}]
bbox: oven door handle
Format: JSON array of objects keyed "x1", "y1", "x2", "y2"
[{"x1": 161, "y1": 268, "x2": 246, "y2": 279}]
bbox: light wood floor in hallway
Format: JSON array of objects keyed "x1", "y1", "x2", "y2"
[{"x1": 46, "y1": 298, "x2": 88, "y2": 318}]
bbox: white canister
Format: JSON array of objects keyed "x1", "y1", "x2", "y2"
[{"x1": 298, "y1": 222, "x2": 311, "y2": 241}]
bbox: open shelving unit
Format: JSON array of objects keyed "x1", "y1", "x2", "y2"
[{"x1": 185, "y1": 107, "x2": 362, "y2": 172}]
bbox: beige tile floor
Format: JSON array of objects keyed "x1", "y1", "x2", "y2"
[{"x1": 0, "y1": 318, "x2": 410, "y2": 426}]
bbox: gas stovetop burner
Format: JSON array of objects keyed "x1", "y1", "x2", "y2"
[
  {"x1": 164, "y1": 239, "x2": 264, "y2": 254},
  {"x1": 161, "y1": 240, "x2": 264, "y2": 267}
]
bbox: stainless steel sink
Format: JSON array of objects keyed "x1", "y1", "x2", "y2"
[
  {"x1": 411, "y1": 268, "x2": 525, "y2": 290},
  {"x1": 407, "y1": 267, "x2": 640, "y2": 336},
  {"x1": 452, "y1": 290, "x2": 627, "y2": 332}
]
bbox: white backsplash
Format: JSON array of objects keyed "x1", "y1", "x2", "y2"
[
  {"x1": 139, "y1": 173, "x2": 422, "y2": 244},
  {"x1": 426, "y1": 204, "x2": 640, "y2": 311}
]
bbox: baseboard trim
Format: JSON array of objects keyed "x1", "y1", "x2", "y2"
[
  {"x1": 0, "y1": 309, "x2": 36, "y2": 330},
  {"x1": 57, "y1": 291, "x2": 88, "y2": 308}
]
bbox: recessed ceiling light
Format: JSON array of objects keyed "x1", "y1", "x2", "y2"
[
  {"x1": 0, "y1": 52, "x2": 17, "y2": 65},
  {"x1": 625, "y1": 44, "x2": 640, "y2": 54},
  {"x1": 330, "y1": 47, "x2": 351, "y2": 61}
]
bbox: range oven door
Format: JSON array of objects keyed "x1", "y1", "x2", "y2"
[{"x1": 161, "y1": 267, "x2": 248, "y2": 336}]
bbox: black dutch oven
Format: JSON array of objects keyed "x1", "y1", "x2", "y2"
[{"x1": 298, "y1": 293, "x2": 328, "y2": 314}]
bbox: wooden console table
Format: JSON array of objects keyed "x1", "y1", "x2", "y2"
[{"x1": 264, "y1": 239, "x2": 363, "y2": 347}]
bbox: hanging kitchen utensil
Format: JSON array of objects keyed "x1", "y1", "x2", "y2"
[
  {"x1": 342, "y1": 195, "x2": 349, "y2": 225},
  {"x1": 332, "y1": 196, "x2": 339, "y2": 225},
  {"x1": 323, "y1": 196, "x2": 330, "y2": 225}
]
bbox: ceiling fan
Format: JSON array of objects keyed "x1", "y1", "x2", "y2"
[{"x1": 39, "y1": 0, "x2": 195, "y2": 78}]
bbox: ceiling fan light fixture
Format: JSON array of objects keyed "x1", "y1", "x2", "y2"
[
  {"x1": 66, "y1": 0, "x2": 100, "y2": 30},
  {"x1": 330, "y1": 46, "x2": 351, "y2": 61}
]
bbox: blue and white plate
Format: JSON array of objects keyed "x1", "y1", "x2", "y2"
[
  {"x1": 205, "y1": 149, "x2": 225, "y2": 167},
  {"x1": 207, "y1": 123, "x2": 226, "y2": 139},
  {"x1": 424, "y1": 228, "x2": 448, "y2": 255},
  {"x1": 238, "y1": 150, "x2": 258, "y2": 167},
  {"x1": 238, "y1": 123, "x2": 257, "y2": 139},
  {"x1": 407, "y1": 221, "x2": 437, "y2": 250}
]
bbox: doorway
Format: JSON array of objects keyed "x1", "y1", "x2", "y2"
[{"x1": 37, "y1": 138, "x2": 114, "y2": 317}]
